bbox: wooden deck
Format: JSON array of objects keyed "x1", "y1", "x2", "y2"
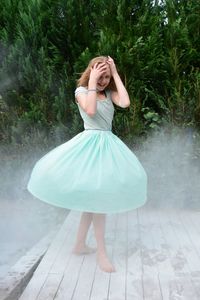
[{"x1": 18, "y1": 207, "x2": 200, "y2": 300}]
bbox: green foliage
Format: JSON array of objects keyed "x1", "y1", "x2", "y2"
[{"x1": 0, "y1": 0, "x2": 199, "y2": 145}]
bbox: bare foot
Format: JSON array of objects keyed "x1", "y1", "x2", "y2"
[
  {"x1": 97, "y1": 252, "x2": 116, "y2": 273},
  {"x1": 72, "y1": 244, "x2": 97, "y2": 255}
]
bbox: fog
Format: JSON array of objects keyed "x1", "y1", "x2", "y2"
[
  {"x1": 136, "y1": 126, "x2": 200, "y2": 210},
  {"x1": 0, "y1": 142, "x2": 68, "y2": 279},
  {"x1": 0, "y1": 126, "x2": 200, "y2": 278}
]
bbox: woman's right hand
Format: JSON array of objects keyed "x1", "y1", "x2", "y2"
[{"x1": 89, "y1": 63, "x2": 108, "y2": 83}]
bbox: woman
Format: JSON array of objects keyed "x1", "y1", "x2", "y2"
[{"x1": 27, "y1": 56, "x2": 147, "y2": 273}]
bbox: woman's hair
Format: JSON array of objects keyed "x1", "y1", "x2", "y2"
[{"x1": 77, "y1": 56, "x2": 116, "y2": 90}]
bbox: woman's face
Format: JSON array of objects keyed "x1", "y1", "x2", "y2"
[{"x1": 96, "y1": 65, "x2": 111, "y2": 91}]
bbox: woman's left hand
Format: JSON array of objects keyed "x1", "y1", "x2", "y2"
[{"x1": 106, "y1": 56, "x2": 118, "y2": 76}]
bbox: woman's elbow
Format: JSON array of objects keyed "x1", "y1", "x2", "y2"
[
  {"x1": 119, "y1": 101, "x2": 130, "y2": 108},
  {"x1": 125, "y1": 102, "x2": 130, "y2": 108},
  {"x1": 86, "y1": 109, "x2": 96, "y2": 117}
]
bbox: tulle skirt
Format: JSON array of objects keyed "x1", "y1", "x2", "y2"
[{"x1": 27, "y1": 129, "x2": 147, "y2": 213}]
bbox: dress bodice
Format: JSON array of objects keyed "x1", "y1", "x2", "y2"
[{"x1": 75, "y1": 86, "x2": 114, "y2": 131}]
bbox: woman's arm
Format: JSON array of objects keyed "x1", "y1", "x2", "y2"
[
  {"x1": 76, "y1": 63, "x2": 108, "y2": 116},
  {"x1": 107, "y1": 56, "x2": 130, "y2": 108}
]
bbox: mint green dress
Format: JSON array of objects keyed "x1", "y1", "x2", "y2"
[{"x1": 27, "y1": 86, "x2": 147, "y2": 213}]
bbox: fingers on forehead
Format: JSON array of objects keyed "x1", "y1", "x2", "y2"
[
  {"x1": 93, "y1": 62, "x2": 103, "y2": 68},
  {"x1": 98, "y1": 63, "x2": 110, "y2": 70}
]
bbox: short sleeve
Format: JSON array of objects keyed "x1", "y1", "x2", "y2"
[{"x1": 75, "y1": 86, "x2": 88, "y2": 97}]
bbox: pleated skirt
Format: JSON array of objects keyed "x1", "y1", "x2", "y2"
[{"x1": 27, "y1": 129, "x2": 147, "y2": 213}]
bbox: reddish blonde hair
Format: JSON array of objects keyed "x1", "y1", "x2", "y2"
[{"x1": 77, "y1": 56, "x2": 116, "y2": 90}]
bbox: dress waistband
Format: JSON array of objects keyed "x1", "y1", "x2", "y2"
[{"x1": 84, "y1": 129, "x2": 111, "y2": 131}]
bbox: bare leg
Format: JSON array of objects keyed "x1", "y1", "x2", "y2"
[
  {"x1": 92, "y1": 213, "x2": 116, "y2": 273},
  {"x1": 72, "y1": 212, "x2": 96, "y2": 255}
]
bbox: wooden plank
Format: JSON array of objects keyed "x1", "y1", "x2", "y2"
[
  {"x1": 89, "y1": 214, "x2": 117, "y2": 300},
  {"x1": 126, "y1": 209, "x2": 143, "y2": 300},
  {"x1": 70, "y1": 250, "x2": 97, "y2": 300},
  {"x1": 53, "y1": 252, "x2": 86, "y2": 299},
  {"x1": 147, "y1": 209, "x2": 175, "y2": 300},
  {"x1": 19, "y1": 212, "x2": 80, "y2": 300},
  {"x1": 36, "y1": 212, "x2": 80, "y2": 274},
  {"x1": 54, "y1": 215, "x2": 95, "y2": 300},
  {"x1": 36, "y1": 221, "x2": 80, "y2": 300},
  {"x1": 158, "y1": 208, "x2": 187, "y2": 300},
  {"x1": 36, "y1": 274, "x2": 63, "y2": 300},
  {"x1": 108, "y1": 213, "x2": 127, "y2": 300},
  {"x1": 173, "y1": 210, "x2": 200, "y2": 273},
  {"x1": 48, "y1": 213, "x2": 82, "y2": 275},
  {"x1": 18, "y1": 273, "x2": 48, "y2": 300},
  {"x1": 157, "y1": 209, "x2": 199, "y2": 299},
  {"x1": 138, "y1": 207, "x2": 163, "y2": 300},
  {"x1": 18, "y1": 209, "x2": 200, "y2": 300},
  {"x1": 168, "y1": 209, "x2": 200, "y2": 299},
  {"x1": 179, "y1": 209, "x2": 200, "y2": 263},
  {"x1": 176, "y1": 210, "x2": 200, "y2": 295},
  {"x1": 150, "y1": 208, "x2": 198, "y2": 299}
]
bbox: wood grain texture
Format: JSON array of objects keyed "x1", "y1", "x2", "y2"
[{"x1": 18, "y1": 209, "x2": 200, "y2": 300}]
